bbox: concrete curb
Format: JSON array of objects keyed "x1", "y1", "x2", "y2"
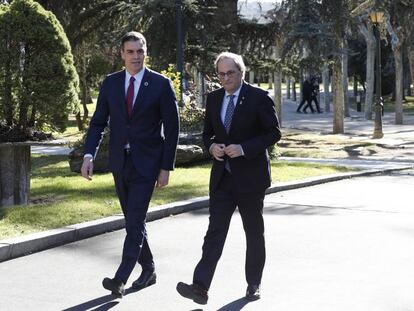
[{"x1": 0, "y1": 165, "x2": 412, "y2": 263}]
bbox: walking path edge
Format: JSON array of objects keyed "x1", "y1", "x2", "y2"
[{"x1": 1, "y1": 162, "x2": 412, "y2": 263}]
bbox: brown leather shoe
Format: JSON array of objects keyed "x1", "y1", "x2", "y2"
[
  {"x1": 102, "y1": 277, "x2": 125, "y2": 298},
  {"x1": 245, "y1": 284, "x2": 261, "y2": 301},
  {"x1": 176, "y1": 282, "x2": 208, "y2": 305},
  {"x1": 131, "y1": 270, "x2": 156, "y2": 290}
]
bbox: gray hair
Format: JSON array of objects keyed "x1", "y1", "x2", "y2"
[{"x1": 214, "y1": 52, "x2": 246, "y2": 75}]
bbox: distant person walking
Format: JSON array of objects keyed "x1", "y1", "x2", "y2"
[
  {"x1": 303, "y1": 77, "x2": 322, "y2": 113},
  {"x1": 296, "y1": 77, "x2": 314, "y2": 113}
]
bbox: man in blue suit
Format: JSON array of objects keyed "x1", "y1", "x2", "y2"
[
  {"x1": 81, "y1": 31, "x2": 179, "y2": 298},
  {"x1": 177, "y1": 52, "x2": 281, "y2": 304}
]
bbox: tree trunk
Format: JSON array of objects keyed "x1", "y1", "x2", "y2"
[
  {"x1": 217, "y1": 0, "x2": 238, "y2": 51},
  {"x1": 342, "y1": 40, "x2": 350, "y2": 117},
  {"x1": 273, "y1": 71, "x2": 282, "y2": 127},
  {"x1": 405, "y1": 66, "x2": 412, "y2": 96},
  {"x1": 292, "y1": 78, "x2": 297, "y2": 102},
  {"x1": 82, "y1": 100, "x2": 89, "y2": 123},
  {"x1": 18, "y1": 43, "x2": 29, "y2": 130},
  {"x1": 322, "y1": 64, "x2": 330, "y2": 112},
  {"x1": 249, "y1": 71, "x2": 254, "y2": 84},
  {"x1": 75, "y1": 111, "x2": 84, "y2": 131},
  {"x1": 29, "y1": 107, "x2": 36, "y2": 127},
  {"x1": 268, "y1": 72, "x2": 273, "y2": 89},
  {"x1": 3, "y1": 57, "x2": 13, "y2": 126},
  {"x1": 0, "y1": 144, "x2": 30, "y2": 207},
  {"x1": 286, "y1": 77, "x2": 291, "y2": 99},
  {"x1": 394, "y1": 47, "x2": 404, "y2": 124},
  {"x1": 292, "y1": 78, "x2": 298, "y2": 101},
  {"x1": 353, "y1": 75, "x2": 358, "y2": 97},
  {"x1": 359, "y1": 23, "x2": 375, "y2": 120},
  {"x1": 198, "y1": 72, "x2": 206, "y2": 108},
  {"x1": 408, "y1": 47, "x2": 414, "y2": 96},
  {"x1": 79, "y1": 56, "x2": 90, "y2": 126},
  {"x1": 299, "y1": 69, "x2": 304, "y2": 103},
  {"x1": 332, "y1": 57, "x2": 344, "y2": 134}
]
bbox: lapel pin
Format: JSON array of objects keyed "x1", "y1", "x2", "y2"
[{"x1": 144, "y1": 82, "x2": 149, "y2": 87}]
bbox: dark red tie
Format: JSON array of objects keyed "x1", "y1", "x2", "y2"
[{"x1": 126, "y1": 76, "x2": 135, "y2": 117}]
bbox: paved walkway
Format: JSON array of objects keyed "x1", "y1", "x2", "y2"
[
  {"x1": 3, "y1": 93, "x2": 411, "y2": 263},
  {"x1": 281, "y1": 93, "x2": 414, "y2": 147},
  {"x1": 2, "y1": 90, "x2": 414, "y2": 309},
  {"x1": 1, "y1": 171, "x2": 413, "y2": 310}
]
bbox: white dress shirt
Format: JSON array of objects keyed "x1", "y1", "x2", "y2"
[
  {"x1": 84, "y1": 68, "x2": 146, "y2": 159},
  {"x1": 125, "y1": 68, "x2": 145, "y2": 109},
  {"x1": 210, "y1": 84, "x2": 244, "y2": 156},
  {"x1": 220, "y1": 85, "x2": 242, "y2": 124}
]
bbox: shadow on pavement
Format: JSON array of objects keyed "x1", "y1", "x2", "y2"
[
  {"x1": 62, "y1": 294, "x2": 119, "y2": 311},
  {"x1": 89, "y1": 301, "x2": 119, "y2": 311},
  {"x1": 216, "y1": 297, "x2": 250, "y2": 311}
]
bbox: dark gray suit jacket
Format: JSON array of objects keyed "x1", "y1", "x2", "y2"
[{"x1": 203, "y1": 82, "x2": 281, "y2": 193}]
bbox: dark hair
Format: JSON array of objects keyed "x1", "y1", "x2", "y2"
[{"x1": 121, "y1": 31, "x2": 147, "y2": 50}]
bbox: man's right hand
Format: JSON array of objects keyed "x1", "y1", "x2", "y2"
[
  {"x1": 81, "y1": 156, "x2": 94, "y2": 180},
  {"x1": 209, "y1": 143, "x2": 225, "y2": 161}
]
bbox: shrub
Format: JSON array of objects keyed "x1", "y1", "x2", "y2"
[
  {"x1": 179, "y1": 102, "x2": 205, "y2": 133},
  {"x1": 0, "y1": 0, "x2": 79, "y2": 140},
  {"x1": 160, "y1": 64, "x2": 181, "y2": 101}
]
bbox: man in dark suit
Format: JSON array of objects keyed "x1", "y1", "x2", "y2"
[
  {"x1": 176, "y1": 52, "x2": 281, "y2": 304},
  {"x1": 81, "y1": 31, "x2": 179, "y2": 298},
  {"x1": 297, "y1": 76, "x2": 314, "y2": 113},
  {"x1": 303, "y1": 76, "x2": 322, "y2": 113}
]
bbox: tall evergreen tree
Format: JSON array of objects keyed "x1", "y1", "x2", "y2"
[{"x1": 0, "y1": 0, "x2": 79, "y2": 139}]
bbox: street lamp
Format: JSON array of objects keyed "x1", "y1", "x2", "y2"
[
  {"x1": 369, "y1": 10, "x2": 384, "y2": 139},
  {"x1": 176, "y1": 0, "x2": 184, "y2": 107}
]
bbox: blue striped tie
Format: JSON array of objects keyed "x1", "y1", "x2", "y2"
[
  {"x1": 224, "y1": 95, "x2": 235, "y2": 133},
  {"x1": 224, "y1": 95, "x2": 235, "y2": 171}
]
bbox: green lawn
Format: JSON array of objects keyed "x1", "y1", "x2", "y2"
[
  {"x1": 0, "y1": 154, "x2": 353, "y2": 240},
  {"x1": 53, "y1": 101, "x2": 97, "y2": 144},
  {"x1": 383, "y1": 96, "x2": 414, "y2": 114},
  {"x1": 349, "y1": 94, "x2": 414, "y2": 115}
]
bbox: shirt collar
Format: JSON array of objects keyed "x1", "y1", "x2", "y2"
[
  {"x1": 225, "y1": 83, "x2": 242, "y2": 99},
  {"x1": 126, "y1": 67, "x2": 145, "y2": 81}
]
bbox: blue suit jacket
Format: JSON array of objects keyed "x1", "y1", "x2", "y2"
[
  {"x1": 84, "y1": 68, "x2": 179, "y2": 180},
  {"x1": 203, "y1": 82, "x2": 281, "y2": 193}
]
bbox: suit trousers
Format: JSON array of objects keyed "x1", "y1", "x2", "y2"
[
  {"x1": 297, "y1": 96, "x2": 314, "y2": 112},
  {"x1": 113, "y1": 153, "x2": 156, "y2": 283},
  {"x1": 193, "y1": 171, "x2": 266, "y2": 290}
]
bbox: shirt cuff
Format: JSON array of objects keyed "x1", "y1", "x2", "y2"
[{"x1": 83, "y1": 153, "x2": 93, "y2": 159}]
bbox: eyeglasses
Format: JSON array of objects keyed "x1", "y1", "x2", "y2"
[{"x1": 217, "y1": 70, "x2": 238, "y2": 79}]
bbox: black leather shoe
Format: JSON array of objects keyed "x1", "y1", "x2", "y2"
[
  {"x1": 245, "y1": 284, "x2": 261, "y2": 301},
  {"x1": 102, "y1": 277, "x2": 125, "y2": 298},
  {"x1": 131, "y1": 270, "x2": 157, "y2": 290},
  {"x1": 176, "y1": 282, "x2": 208, "y2": 305}
]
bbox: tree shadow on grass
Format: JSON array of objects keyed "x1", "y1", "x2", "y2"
[
  {"x1": 32, "y1": 183, "x2": 116, "y2": 198},
  {"x1": 31, "y1": 154, "x2": 112, "y2": 179},
  {"x1": 343, "y1": 143, "x2": 377, "y2": 158},
  {"x1": 0, "y1": 207, "x2": 7, "y2": 220}
]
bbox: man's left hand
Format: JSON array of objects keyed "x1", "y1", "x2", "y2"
[
  {"x1": 156, "y1": 169, "x2": 170, "y2": 188},
  {"x1": 224, "y1": 144, "x2": 244, "y2": 158}
]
